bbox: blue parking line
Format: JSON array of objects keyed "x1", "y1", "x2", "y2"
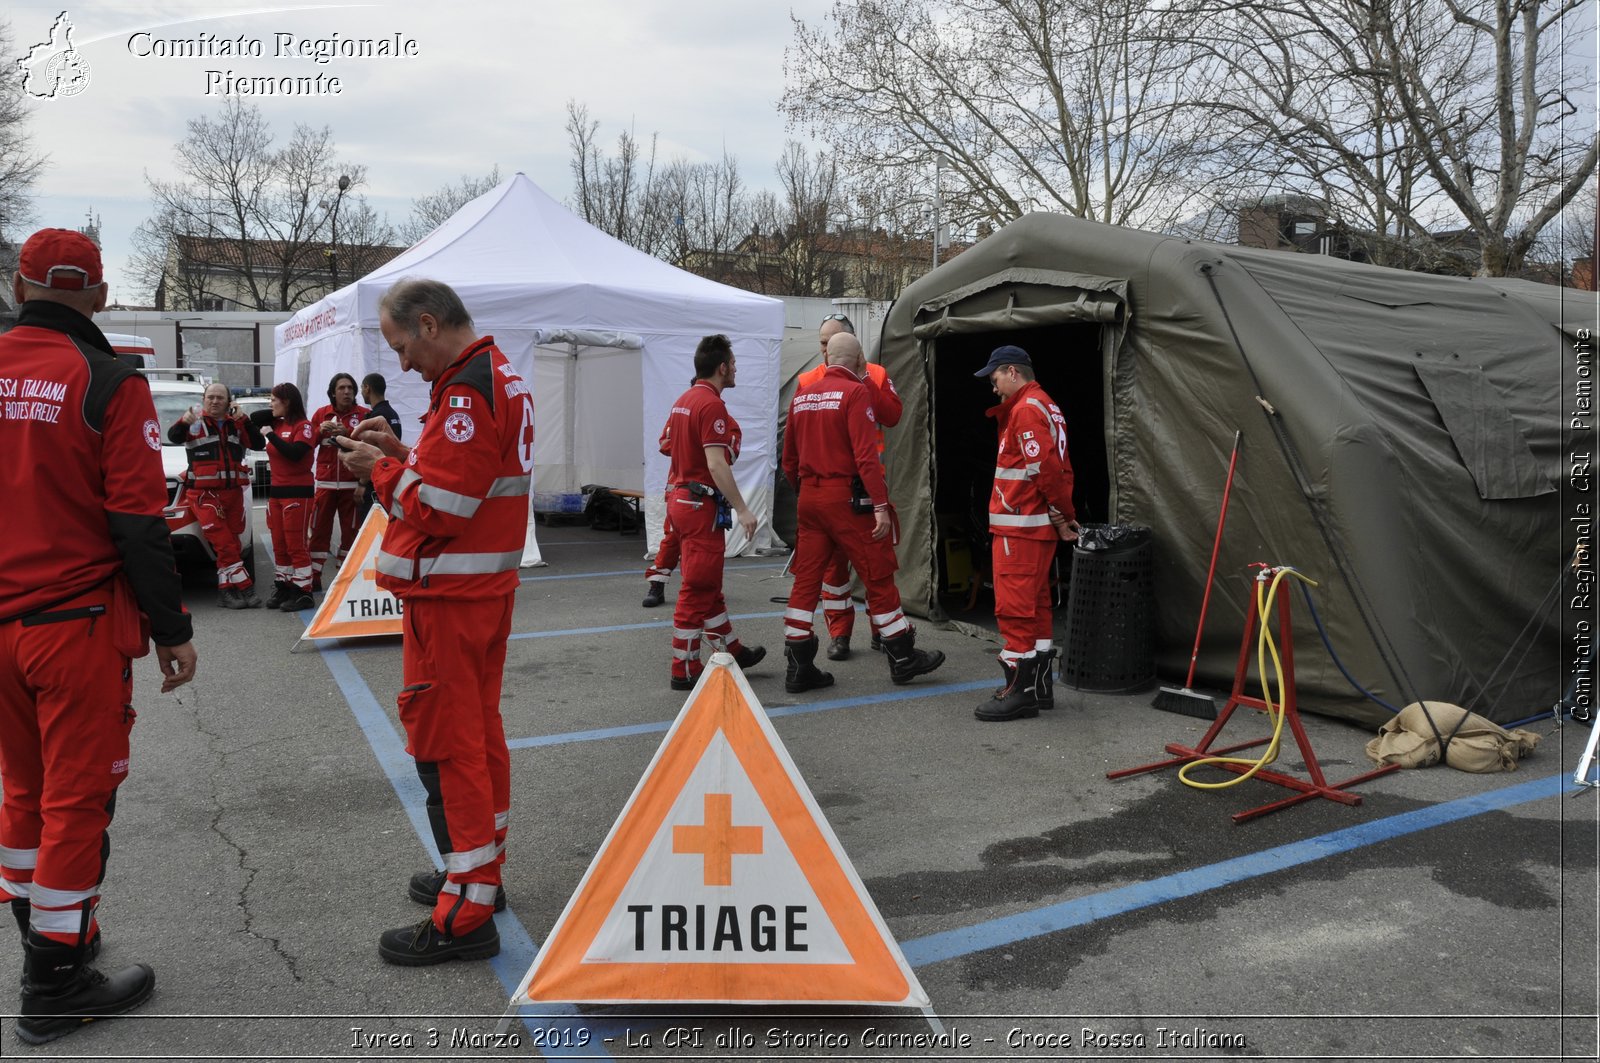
[
  {"x1": 507, "y1": 678, "x2": 995, "y2": 749},
  {"x1": 314, "y1": 640, "x2": 609, "y2": 1061},
  {"x1": 900, "y1": 772, "x2": 1578, "y2": 968}
]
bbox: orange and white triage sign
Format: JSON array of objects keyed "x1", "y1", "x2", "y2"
[
  {"x1": 513, "y1": 654, "x2": 929, "y2": 1007},
  {"x1": 300, "y1": 504, "x2": 403, "y2": 640}
]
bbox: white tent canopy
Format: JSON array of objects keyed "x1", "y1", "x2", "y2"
[{"x1": 273, "y1": 173, "x2": 785, "y2": 557}]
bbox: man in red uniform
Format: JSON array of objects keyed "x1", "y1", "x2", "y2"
[
  {"x1": 307, "y1": 373, "x2": 369, "y2": 590},
  {"x1": 782, "y1": 332, "x2": 942, "y2": 691},
  {"x1": 0, "y1": 228, "x2": 196, "y2": 1043},
  {"x1": 642, "y1": 417, "x2": 679, "y2": 608},
  {"x1": 337, "y1": 278, "x2": 530, "y2": 965},
  {"x1": 973, "y1": 346, "x2": 1080, "y2": 721},
  {"x1": 168, "y1": 381, "x2": 264, "y2": 607},
  {"x1": 249, "y1": 382, "x2": 317, "y2": 610},
  {"x1": 664, "y1": 335, "x2": 766, "y2": 690},
  {"x1": 794, "y1": 314, "x2": 903, "y2": 661}
]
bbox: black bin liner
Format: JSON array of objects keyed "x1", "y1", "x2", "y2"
[{"x1": 1061, "y1": 523, "x2": 1155, "y2": 693}]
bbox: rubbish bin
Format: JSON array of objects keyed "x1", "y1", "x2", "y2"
[{"x1": 1061, "y1": 523, "x2": 1155, "y2": 693}]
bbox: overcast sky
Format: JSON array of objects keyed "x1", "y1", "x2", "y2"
[{"x1": 7, "y1": 1, "x2": 837, "y2": 304}]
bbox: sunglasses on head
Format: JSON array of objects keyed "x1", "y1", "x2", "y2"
[{"x1": 821, "y1": 313, "x2": 853, "y2": 326}]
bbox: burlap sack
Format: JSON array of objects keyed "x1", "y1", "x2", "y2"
[{"x1": 1365, "y1": 701, "x2": 1540, "y2": 772}]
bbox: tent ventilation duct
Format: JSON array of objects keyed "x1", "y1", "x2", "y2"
[{"x1": 911, "y1": 267, "x2": 1125, "y2": 341}]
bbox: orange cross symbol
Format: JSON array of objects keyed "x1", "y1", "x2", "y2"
[{"x1": 673, "y1": 793, "x2": 762, "y2": 886}]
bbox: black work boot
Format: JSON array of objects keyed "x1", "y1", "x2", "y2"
[
  {"x1": 784, "y1": 637, "x2": 835, "y2": 693},
  {"x1": 732, "y1": 643, "x2": 766, "y2": 671},
  {"x1": 408, "y1": 869, "x2": 506, "y2": 913},
  {"x1": 826, "y1": 636, "x2": 851, "y2": 661},
  {"x1": 217, "y1": 588, "x2": 244, "y2": 609},
  {"x1": 17, "y1": 930, "x2": 154, "y2": 1045},
  {"x1": 882, "y1": 630, "x2": 945, "y2": 685},
  {"x1": 1035, "y1": 648, "x2": 1058, "y2": 709},
  {"x1": 263, "y1": 580, "x2": 292, "y2": 610},
  {"x1": 642, "y1": 581, "x2": 666, "y2": 608},
  {"x1": 870, "y1": 632, "x2": 884, "y2": 653},
  {"x1": 975, "y1": 656, "x2": 1041, "y2": 721},
  {"x1": 235, "y1": 586, "x2": 262, "y2": 609},
  {"x1": 992, "y1": 657, "x2": 1018, "y2": 697},
  {"x1": 378, "y1": 916, "x2": 499, "y2": 966},
  {"x1": 280, "y1": 589, "x2": 315, "y2": 611}
]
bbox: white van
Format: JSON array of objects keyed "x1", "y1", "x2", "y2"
[{"x1": 103, "y1": 332, "x2": 157, "y2": 371}]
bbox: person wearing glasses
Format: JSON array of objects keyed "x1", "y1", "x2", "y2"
[
  {"x1": 973, "y1": 345, "x2": 1080, "y2": 722},
  {"x1": 793, "y1": 313, "x2": 903, "y2": 661}
]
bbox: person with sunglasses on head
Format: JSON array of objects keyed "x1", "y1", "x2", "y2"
[
  {"x1": 793, "y1": 313, "x2": 903, "y2": 661},
  {"x1": 973, "y1": 345, "x2": 1080, "y2": 721}
]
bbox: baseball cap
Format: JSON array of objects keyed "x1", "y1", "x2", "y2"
[
  {"x1": 18, "y1": 228, "x2": 104, "y2": 291},
  {"x1": 973, "y1": 344, "x2": 1032, "y2": 377}
]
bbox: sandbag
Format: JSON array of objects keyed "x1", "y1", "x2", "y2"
[{"x1": 1365, "y1": 701, "x2": 1540, "y2": 773}]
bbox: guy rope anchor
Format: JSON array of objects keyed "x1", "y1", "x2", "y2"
[{"x1": 1108, "y1": 564, "x2": 1400, "y2": 823}]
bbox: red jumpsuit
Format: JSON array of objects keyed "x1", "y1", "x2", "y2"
[
  {"x1": 793, "y1": 361, "x2": 902, "y2": 643},
  {"x1": 988, "y1": 381, "x2": 1076, "y2": 661},
  {"x1": 168, "y1": 411, "x2": 262, "y2": 591},
  {"x1": 0, "y1": 302, "x2": 191, "y2": 947},
  {"x1": 782, "y1": 365, "x2": 910, "y2": 644},
  {"x1": 264, "y1": 417, "x2": 316, "y2": 593},
  {"x1": 370, "y1": 337, "x2": 531, "y2": 938},
  {"x1": 664, "y1": 381, "x2": 755, "y2": 684},
  {"x1": 307, "y1": 401, "x2": 370, "y2": 585},
  {"x1": 646, "y1": 421, "x2": 679, "y2": 588}
]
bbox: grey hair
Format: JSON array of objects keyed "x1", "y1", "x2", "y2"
[{"x1": 378, "y1": 277, "x2": 472, "y2": 333}]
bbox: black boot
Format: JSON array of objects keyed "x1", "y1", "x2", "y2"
[
  {"x1": 826, "y1": 636, "x2": 851, "y2": 661},
  {"x1": 378, "y1": 916, "x2": 499, "y2": 966},
  {"x1": 732, "y1": 643, "x2": 767, "y2": 670},
  {"x1": 408, "y1": 869, "x2": 506, "y2": 913},
  {"x1": 784, "y1": 637, "x2": 834, "y2": 693},
  {"x1": 975, "y1": 656, "x2": 1041, "y2": 721},
  {"x1": 881, "y1": 630, "x2": 945, "y2": 685},
  {"x1": 992, "y1": 657, "x2": 1017, "y2": 697},
  {"x1": 1035, "y1": 648, "x2": 1058, "y2": 709},
  {"x1": 263, "y1": 580, "x2": 292, "y2": 610},
  {"x1": 642, "y1": 581, "x2": 666, "y2": 608},
  {"x1": 17, "y1": 930, "x2": 154, "y2": 1045}
]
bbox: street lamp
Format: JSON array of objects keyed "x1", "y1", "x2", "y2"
[{"x1": 325, "y1": 173, "x2": 351, "y2": 290}]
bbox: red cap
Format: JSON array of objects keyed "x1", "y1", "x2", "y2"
[{"x1": 18, "y1": 228, "x2": 103, "y2": 290}]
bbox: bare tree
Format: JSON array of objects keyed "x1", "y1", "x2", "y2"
[
  {"x1": 657, "y1": 151, "x2": 752, "y2": 277},
  {"x1": 1188, "y1": 0, "x2": 1598, "y2": 276},
  {"x1": 565, "y1": 100, "x2": 674, "y2": 256},
  {"x1": 0, "y1": 19, "x2": 47, "y2": 255},
  {"x1": 783, "y1": 0, "x2": 1236, "y2": 240},
  {"x1": 131, "y1": 99, "x2": 393, "y2": 309},
  {"x1": 398, "y1": 165, "x2": 503, "y2": 244}
]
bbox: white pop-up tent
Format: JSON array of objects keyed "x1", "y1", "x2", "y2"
[{"x1": 273, "y1": 173, "x2": 785, "y2": 560}]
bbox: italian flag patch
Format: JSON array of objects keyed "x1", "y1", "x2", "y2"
[{"x1": 448, "y1": 396, "x2": 472, "y2": 409}]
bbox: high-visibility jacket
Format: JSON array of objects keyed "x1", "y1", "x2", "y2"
[
  {"x1": 987, "y1": 380, "x2": 1076, "y2": 540},
  {"x1": 797, "y1": 359, "x2": 901, "y2": 459},
  {"x1": 783, "y1": 364, "x2": 888, "y2": 506},
  {"x1": 664, "y1": 381, "x2": 740, "y2": 489},
  {"x1": 264, "y1": 416, "x2": 315, "y2": 497},
  {"x1": 167, "y1": 412, "x2": 260, "y2": 490},
  {"x1": 371, "y1": 337, "x2": 532, "y2": 601},
  {"x1": 0, "y1": 301, "x2": 191, "y2": 645},
  {"x1": 309, "y1": 402, "x2": 370, "y2": 488}
]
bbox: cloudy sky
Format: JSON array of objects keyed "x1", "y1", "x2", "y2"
[{"x1": 7, "y1": 0, "x2": 838, "y2": 303}]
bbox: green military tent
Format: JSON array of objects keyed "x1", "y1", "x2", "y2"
[{"x1": 878, "y1": 213, "x2": 1592, "y2": 725}]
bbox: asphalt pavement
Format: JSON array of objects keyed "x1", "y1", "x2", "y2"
[{"x1": 2, "y1": 512, "x2": 1594, "y2": 1061}]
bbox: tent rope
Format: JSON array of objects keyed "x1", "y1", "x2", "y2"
[{"x1": 1200, "y1": 265, "x2": 1424, "y2": 715}]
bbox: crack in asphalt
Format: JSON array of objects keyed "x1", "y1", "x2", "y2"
[{"x1": 188, "y1": 688, "x2": 307, "y2": 986}]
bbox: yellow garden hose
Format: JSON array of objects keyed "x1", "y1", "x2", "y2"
[{"x1": 1178, "y1": 566, "x2": 1319, "y2": 790}]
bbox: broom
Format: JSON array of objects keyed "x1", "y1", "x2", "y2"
[{"x1": 1153, "y1": 430, "x2": 1241, "y2": 719}]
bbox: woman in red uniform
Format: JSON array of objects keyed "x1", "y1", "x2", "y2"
[{"x1": 251, "y1": 383, "x2": 317, "y2": 611}]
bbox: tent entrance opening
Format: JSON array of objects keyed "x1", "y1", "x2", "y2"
[{"x1": 931, "y1": 322, "x2": 1109, "y2": 616}]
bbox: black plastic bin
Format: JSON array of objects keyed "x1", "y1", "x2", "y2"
[{"x1": 1061, "y1": 523, "x2": 1155, "y2": 693}]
